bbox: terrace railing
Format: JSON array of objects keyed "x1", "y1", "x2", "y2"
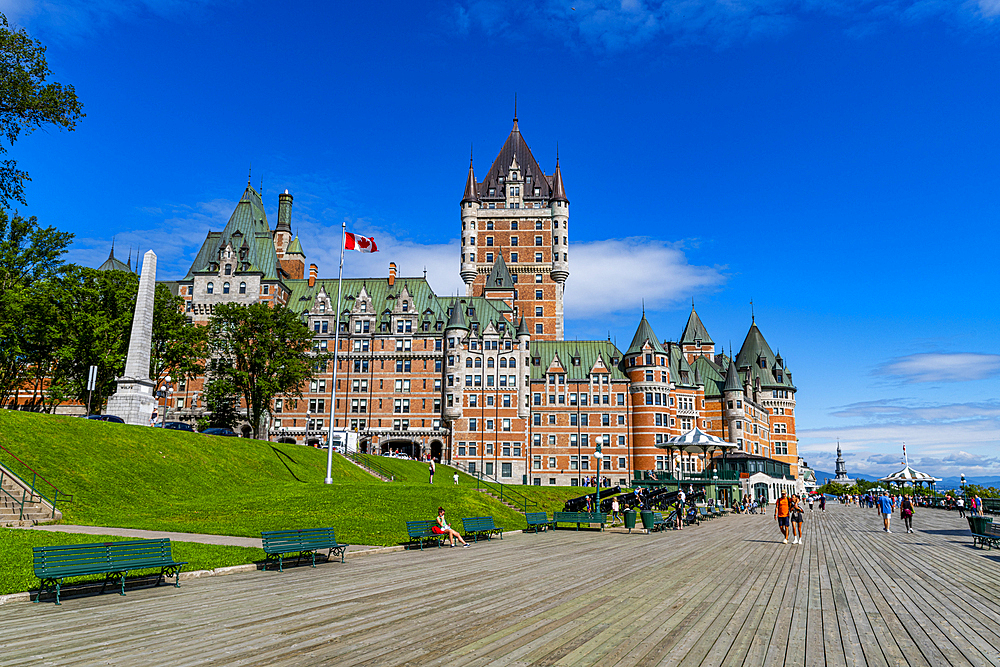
[{"x1": 0, "y1": 444, "x2": 72, "y2": 520}]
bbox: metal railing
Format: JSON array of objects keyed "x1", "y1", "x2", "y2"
[
  {"x1": 474, "y1": 475, "x2": 539, "y2": 515},
  {"x1": 636, "y1": 470, "x2": 740, "y2": 482},
  {"x1": 344, "y1": 451, "x2": 394, "y2": 481},
  {"x1": 0, "y1": 444, "x2": 72, "y2": 520}
]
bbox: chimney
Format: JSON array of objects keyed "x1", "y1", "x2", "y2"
[
  {"x1": 308, "y1": 263, "x2": 317, "y2": 287},
  {"x1": 388, "y1": 262, "x2": 397, "y2": 287},
  {"x1": 276, "y1": 190, "x2": 293, "y2": 232}
]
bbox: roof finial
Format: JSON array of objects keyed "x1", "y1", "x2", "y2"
[
  {"x1": 641, "y1": 298, "x2": 645, "y2": 316},
  {"x1": 470, "y1": 142, "x2": 474, "y2": 165},
  {"x1": 750, "y1": 297, "x2": 754, "y2": 323},
  {"x1": 691, "y1": 297, "x2": 695, "y2": 310},
  {"x1": 109, "y1": 236, "x2": 116, "y2": 260},
  {"x1": 556, "y1": 141, "x2": 560, "y2": 165},
  {"x1": 248, "y1": 163, "x2": 252, "y2": 186},
  {"x1": 514, "y1": 93, "x2": 517, "y2": 122},
  {"x1": 423, "y1": 266, "x2": 427, "y2": 279}
]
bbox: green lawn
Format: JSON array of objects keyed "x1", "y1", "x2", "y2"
[{"x1": 0, "y1": 527, "x2": 265, "y2": 596}]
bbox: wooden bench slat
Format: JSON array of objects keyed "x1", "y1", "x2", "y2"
[{"x1": 260, "y1": 528, "x2": 349, "y2": 571}]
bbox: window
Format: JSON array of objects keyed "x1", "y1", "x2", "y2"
[
  {"x1": 501, "y1": 463, "x2": 512, "y2": 478},
  {"x1": 225, "y1": 264, "x2": 232, "y2": 275},
  {"x1": 535, "y1": 221, "x2": 543, "y2": 230},
  {"x1": 486, "y1": 236, "x2": 494, "y2": 246},
  {"x1": 263, "y1": 285, "x2": 269, "y2": 295},
  {"x1": 207, "y1": 282, "x2": 214, "y2": 294},
  {"x1": 486, "y1": 253, "x2": 493, "y2": 263},
  {"x1": 221, "y1": 282, "x2": 231, "y2": 294},
  {"x1": 535, "y1": 252, "x2": 543, "y2": 263},
  {"x1": 533, "y1": 456, "x2": 541, "y2": 470},
  {"x1": 548, "y1": 457, "x2": 556, "y2": 469},
  {"x1": 239, "y1": 282, "x2": 246, "y2": 294},
  {"x1": 535, "y1": 324, "x2": 543, "y2": 334},
  {"x1": 535, "y1": 307, "x2": 543, "y2": 317}
]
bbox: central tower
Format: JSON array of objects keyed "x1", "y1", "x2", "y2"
[{"x1": 460, "y1": 115, "x2": 569, "y2": 340}]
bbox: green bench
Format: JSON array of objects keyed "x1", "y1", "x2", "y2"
[
  {"x1": 553, "y1": 511, "x2": 608, "y2": 531},
  {"x1": 968, "y1": 516, "x2": 1000, "y2": 550},
  {"x1": 406, "y1": 520, "x2": 446, "y2": 550},
  {"x1": 33, "y1": 538, "x2": 187, "y2": 605},
  {"x1": 699, "y1": 507, "x2": 713, "y2": 521},
  {"x1": 650, "y1": 512, "x2": 667, "y2": 532},
  {"x1": 462, "y1": 516, "x2": 504, "y2": 542},
  {"x1": 525, "y1": 512, "x2": 553, "y2": 533},
  {"x1": 261, "y1": 528, "x2": 349, "y2": 572}
]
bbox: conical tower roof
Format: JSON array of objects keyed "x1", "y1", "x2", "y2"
[
  {"x1": 461, "y1": 156, "x2": 479, "y2": 204},
  {"x1": 516, "y1": 316, "x2": 529, "y2": 337},
  {"x1": 479, "y1": 119, "x2": 553, "y2": 200},
  {"x1": 680, "y1": 304, "x2": 713, "y2": 346},
  {"x1": 550, "y1": 158, "x2": 568, "y2": 203},
  {"x1": 446, "y1": 299, "x2": 468, "y2": 331},
  {"x1": 626, "y1": 314, "x2": 666, "y2": 356},
  {"x1": 286, "y1": 235, "x2": 305, "y2": 257},
  {"x1": 723, "y1": 359, "x2": 742, "y2": 392}
]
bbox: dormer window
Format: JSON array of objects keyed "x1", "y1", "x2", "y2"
[
  {"x1": 225, "y1": 264, "x2": 232, "y2": 276},
  {"x1": 402, "y1": 301, "x2": 409, "y2": 312},
  {"x1": 489, "y1": 188, "x2": 495, "y2": 196},
  {"x1": 361, "y1": 302, "x2": 367, "y2": 313},
  {"x1": 695, "y1": 339, "x2": 701, "y2": 349},
  {"x1": 572, "y1": 357, "x2": 580, "y2": 366},
  {"x1": 534, "y1": 187, "x2": 540, "y2": 196},
  {"x1": 526, "y1": 175, "x2": 532, "y2": 184},
  {"x1": 319, "y1": 303, "x2": 326, "y2": 313},
  {"x1": 511, "y1": 171, "x2": 518, "y2": 180}
]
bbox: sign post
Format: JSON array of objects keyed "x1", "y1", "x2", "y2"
[{"x1": 86, "y1": 365, "x2": 98, "y2": 415}]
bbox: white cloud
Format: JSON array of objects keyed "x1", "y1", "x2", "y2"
[
  {"x1": 875, "y1": 352, "x2": 1000, "y2": 383},
  {"x1": 798, "y1": 398, "x2": 1000, "y2": 478},
  {"x1": 563, "y1": 238, "x2": 725, "y2": 318},
  {"x1": 453, "y1": 0, "x2": 1000, "y2": 52},
  {"x1": 0, "y1": 0, "x2": 223, "y2": 39}
]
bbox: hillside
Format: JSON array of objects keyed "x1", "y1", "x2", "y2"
[{"x1": 0, "y1": 411, "x2": 582, "y2": 546}]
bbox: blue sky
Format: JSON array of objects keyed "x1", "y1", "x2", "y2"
[{"x1": 5, "y1": 0, "x2": 999, "y2": 480}]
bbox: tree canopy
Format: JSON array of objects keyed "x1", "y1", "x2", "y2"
[
  {"x1": 208, "y1": 302, "x2": 317, "y2": 439},
  {"x1": 0, "y1": 13, "x2": 85, "y2": 208}
]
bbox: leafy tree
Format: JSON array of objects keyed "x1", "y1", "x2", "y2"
[
  {"x1": 0, "y1": 210, "x2": 73, "y2": 407},
  {"x1": 208, "y1": 302, "x2": 316, "y2": 440},
  {"x1": 200, "y1": 375, "x2": 242, "y2": 431},
  {"x1": 150, "y1": 283, "x2": 208, "y2": 392},
  {"x1": 0, "y1": 13, "x2": 85, "y2": 208}
]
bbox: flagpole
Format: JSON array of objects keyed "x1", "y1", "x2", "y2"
[{"x1": 325, "y1": 220, "x2": 347, "y2": 484}]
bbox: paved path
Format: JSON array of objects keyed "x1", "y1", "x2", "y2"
[
  {"x1": 3, "y1": 504, "x2": 999, "y2": 666},
  {"x1": 16, "y1": 524, "x2": 389, "y2": 554}
]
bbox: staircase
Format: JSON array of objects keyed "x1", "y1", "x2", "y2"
[
  {"x1": 476, "y1": 487, "x2": 526, "y2": 513},
  {"x1": 0, "y1": 466, "x2": 62, "y2": 526}
]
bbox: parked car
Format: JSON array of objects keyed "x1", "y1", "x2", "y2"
[
  {"x1": 163, "y1": 421, "x2": 195, "y2": 432},
  {"x1": 201, "y1": 427, "x2": 238, "y2": 437},
  {"x1": 86, "y1": 414, "x2": 125, "y2": 423}
]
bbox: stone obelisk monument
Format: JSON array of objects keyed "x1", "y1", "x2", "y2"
[{"x1": 106, "y1": 250, "x2": 158, "y2": 425}]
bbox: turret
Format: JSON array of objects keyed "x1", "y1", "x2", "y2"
[
  {"x1": 460, "y1": 156, "x2": 479, "y2": 288},
  {"x1": 723, "y1": 359, "x2": 745, "y2": 448},
  {"x1": 274, "y1": 190, "x2": 294, "y2": 257},
  {"x1": 549, "y1": 157, "x2": 569, "y2": 285},
  {"x1": 443, "y1": 299, "x2": 468, "y2": 421}
]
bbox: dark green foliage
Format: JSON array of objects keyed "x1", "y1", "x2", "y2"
[
  {"x1": 0, "y1": 13, "x2": 85, "y2": 208},
  {"x1": 208, "y1": 302, "x2": 317, "y2": 439},
  {"x1": 150, "y1": 283, "x2": 207, "y2": 392},
  {"x1": 201, "y1": 375, "x2": 241, "y2": 429}
]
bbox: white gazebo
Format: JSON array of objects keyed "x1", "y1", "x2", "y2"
[
  {"x1": 878, "y1": 464, "x2": 942, "y2": 490},
  {"x1": 656, "y1": 427, "x2": 737, "y2": 476}
]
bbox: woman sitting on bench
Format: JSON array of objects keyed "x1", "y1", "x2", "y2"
[{"x1": 433, "y1": 507, "x2": 469, "y2": 548}]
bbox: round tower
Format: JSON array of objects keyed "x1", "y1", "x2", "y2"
[
  {"x1": 460, "y1": 157, "x2": 479, "y2": 289},
  {"x1": 443, "y1": 299, "x2": 468, "y2": 422},
  {"x1": 549, "y1": 158, "x2": 569, "y2": 284},
  {"x1": 722, "y1": 359, "x2": 746, "y2": 450}
]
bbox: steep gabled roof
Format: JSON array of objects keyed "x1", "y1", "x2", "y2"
[
  {"x1": 680, "y1": 305, "x2": 714, "y2": 346},
  {"x1": 735, "y1": 320, "x2": 796, "y2": 391},
  {"x1": 550, "y1": 158, "x2": 568, "y2": 203},
  {"x1": 478, "y1": 120, "x2": 553, "y2": 200},
  {"x1": 723, "y1": 359, "x2": 742, "y2": 392},
  {"x1": 626, "y1": 314, "x2": 667, "y2": 356},
  {"x1": 446, "y1": 298, "x2": 468, "y2": 331},
  {"x1": 286, "y1": 235, "x2": 305, "y2": 256},
  {"x1": 461, "y1": 156, "x2": 479, "y2": 204},
  {"x1": 484, "y1": 252, "x2": 514, "y2": 290},
  {"x1": 529, "y1": 341, "x2": 626, "y2": 381}
]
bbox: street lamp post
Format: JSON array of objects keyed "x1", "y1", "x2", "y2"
[{"x1": 158, "y1": 375, "x2": 172, "y2": 427}]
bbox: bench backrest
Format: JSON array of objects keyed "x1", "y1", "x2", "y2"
[
  {"x1": 406, "y1": 520, "x2": 438, "y2": 536},
  {"x1": 262, "y1": 528, "x2": 339, "y2": 552},
  {"x1": 33, "y1": 539, "x2": 173, "y2": 576},
  {"x1": 525, "y1": 512, "x2": 549, "y2": 523},
  {"x1": 554, "y1": 511, "x2": 607, "y2": 522},
  {"x1": 462, "y1": 516, "x2": 496, "y2": 532}
]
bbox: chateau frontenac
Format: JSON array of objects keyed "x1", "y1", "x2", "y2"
[{"x1": 95, "y1": 116, "x2": 802, "y2": 496}]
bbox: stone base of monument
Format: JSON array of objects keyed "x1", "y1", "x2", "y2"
[{"x1": 105, "y1": 377, "x2": 157, "y2": 426}]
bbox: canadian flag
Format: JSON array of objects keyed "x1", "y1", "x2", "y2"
[{"x1": 345, "y1": 232, "x2": 378, "y2": 253}]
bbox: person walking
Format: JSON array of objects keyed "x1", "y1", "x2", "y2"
[
  {"x1": 956, "y1": 496, "x2": 965, "y2": 518},
  {"x1": 807, "y1": 495, "x2": 815, "y2": 512},
  {"x1": 879, "y1": 490, "x2": 893, "y2": 533},
  {"x1": 775, "y1": 491, "x2": 791, "y2": 544},
  {"x1": 820, "y1": 494, "x2": 826, "y2": 512},
  {"x1": 428, "y1": 459, "x2": 435, "y2": 484},
  {"x1": 789, "y1": 494, "x2": 805, "y2": 544},
  {"x1": 901, "y1": 494, "x2": 915, "y2": 533},
  {"x1": 675, "y1": 489, "x2": 686, "y2": 530},
  {"x1": 611, "y1": 497, "x2": 620, "y2": 525},
  {"x1": 453, "y1": 471, "x2": 459, "y2": 485}
]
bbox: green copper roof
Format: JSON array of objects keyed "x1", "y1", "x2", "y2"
[
  {"x1": 183, "y1": 184, "x2": 280, "y2": 281},
  {"x1": 692, "y1": 355, "x2": 726, "y2": 397},
  {"x1": 286, "y1": 235, "x2": 305, "y2": 257},
  {"x1": 484, "y1": 252, "x2": 514, "y2": 290},
  {"x1": 723, "y1": 358, "x2": 743, "y2": 392},
  {"x1": 680, "y1": 306, "x2": 714, "y2": 346},
  {"x1": 735, "y1": 321, "x2": 796, "y2": 391},
  {"x1": 626, "y1": 315, "x2": 666, "y2": 356},
  {"x1": 446, "y1": 297, "x2": 468, "y2": 330},
  {"x1": 529, "y1": 341, "x2": 626, "y2": 381}
]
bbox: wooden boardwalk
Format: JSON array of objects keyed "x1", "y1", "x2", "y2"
[{"x1": 3, "y1": 503, "x2": 999, "y2": 666}]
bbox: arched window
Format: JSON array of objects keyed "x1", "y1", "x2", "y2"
[
  {"x1": 509, "y1": 358, "x2": 516, "y2": 368},
  {"x1": 474, "y1": 358, "x2": 482, "y2": 368},
  {"x1": 487, "y1": 358, "x2": 494, "y2": 368},
  {"x1": 499, "y1": 358, "x2": 507, "y2": 368},
  {"x1": 239, "y1": 282, "x2": 246, "y2": 294},
  {"x1": 223, "y1": 282, "x2": 230, "y2": 294},
  {"x1": 207, "y1": 282, "x2": 214, "y2": 294},
  {"x1": 465, "y1": 358, "x2": 472, "y2": 368}
]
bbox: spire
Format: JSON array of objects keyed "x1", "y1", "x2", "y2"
[
  {"x1": 484, "y1": 252, "x2": 513, "y2": 289},
  {"x1": 446, "y1": 299, "x2": 468, "y2": 331},
  {"x1": 723, "y1": 359, "x2": 742, "y2": 392},
  {"x1": 550, "y1": 154, "x2": 568, "y2": 203},
  {"x1": 516, "y1": 316, "x2": 529, "y2": 338},
  {"x1": 626, "y1": 313, "x2": 666, "y2": 356},
  {"x1": 513, "y1": 93, "x2": 518, "y2": 131},
  {"x1": 108, "y1": 237, "x2": 116, "y2": 261},
  {"x1": 680, "y1": 304, "x2": 714, "y2": 346},
  {"x1": 126, "y1": 247, "x2": 132, "y2": 272},
  {"x1": 461, "y1": 149, "x2": 479, "y2": 204}
]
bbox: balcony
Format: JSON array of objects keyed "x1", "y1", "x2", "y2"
[{"x1": 636, "y1": 470, "x2": 740, "y2": 482}]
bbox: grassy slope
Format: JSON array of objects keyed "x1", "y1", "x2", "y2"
[
  {"x1": 0, "y1": 411, "x2": 571, "y2": 545},
  {"x1": 0, "y1": 527, "x2": 265, "y2": 596}
]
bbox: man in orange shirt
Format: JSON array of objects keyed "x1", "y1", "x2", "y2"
[{"x1": 774, "y1": 491, "x2": 790, "y2": 544}]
